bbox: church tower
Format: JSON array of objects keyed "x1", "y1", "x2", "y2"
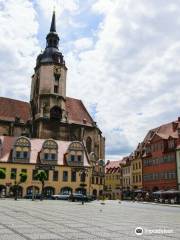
[{"x1": 30, "y1": 11, "x2": 68, "y2": 139}]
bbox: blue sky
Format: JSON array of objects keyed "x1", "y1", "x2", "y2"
[{"x1": 0, "y1": 0, "x2": 180, "y2": 160}]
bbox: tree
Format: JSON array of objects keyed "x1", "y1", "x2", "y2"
[
  {"x1": 0, "y1": 168, "x2": 6, "y2": 179},
  {"x1": 0, "y1": 168, "x2": 6, "y2": 198},
  {"x1": 35, "y1": 170, "x2": 47, "y2": 200},
  {"x1": 12, "y1": 172, "x2": 28, "y2": 200}
]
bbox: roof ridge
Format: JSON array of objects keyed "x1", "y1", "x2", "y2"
[{"x1": 0, "y1": 96, "x2": 29, "y2": 104}]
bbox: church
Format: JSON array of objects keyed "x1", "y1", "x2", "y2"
[{"x1": 0, "y1": 11, "x2": 105, "y2": 198}]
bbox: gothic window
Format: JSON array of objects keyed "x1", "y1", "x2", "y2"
[
  {"x1": 13, "y1": 137, "x2": 31, "y2": 161},
  {"x1": 41, "y1": 139, "x2": 58, "y2": 161},
  {"x1": 50, "y1": 106, "x2": 62, "y2": 120},
  {"x1": 86, "y1": 137, "x2": 92, "y2": 154}
]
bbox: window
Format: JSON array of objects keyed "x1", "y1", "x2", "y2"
[
  {"x1": 80, "y1": 172, "x2": 86, "y2": 182},
  {"x1": 16, "y1": 151, "x2": 20, "y2": 158},
  {"x1": 96, "y1": 177, "x2": 98, "y2": 184},
  {"x1": 21, "y1": 169, "x2": 27, "y2": 173},
  {"x1": 54, "y1": 85, "x2": 58, "y2": 93},
  {"x1": 133, "y1": 175, "x2": 135, "y2": 183},
  {"x1": 63, "y1": 171, "x2": 68, "y2": 182},
  {"x1": 77, "y1": 155, "x2": 81, "y2": 162},
  {"x1": 14, "y1": 137, "x2": 31, "y2": 161},
  {"x1": 71, "y1": 171, "x2": 76, "y2": 182},
  {"x1": 23, "y1": 152, "x2": 28, "y2": 159},
  {"x1": 100, "y1": 178, "x2": 102, "y2": 185},
  {"x1": 71, "y1": 155, "x2": 75, "y2": 161},
  {"x1": 11, "y1": 168, "x2": 17, "y2": 180},
  {"x1": 168, "y1": 140, "x2": 175, "y2": 149},
  {"x1": 86, "y1": 137, "x2": 92, "y2": 154},
  {"x1": 44, "y1": 153, "x2": 48, "y2": 160},
  {"x1": 51, "y1": 154, "x2": 56, "y2": 160},
  {"x1": 53, "y1": 171, "x2": 58, "y2": 181},
  {"x1": 32, "y1": 170, "x2": 38, "y2": 180}
]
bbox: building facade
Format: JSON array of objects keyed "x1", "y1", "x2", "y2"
[
  {"x1": 104, "y1": 160, "x2": 122, "y2": 199},
  {"x1": 0, "y1": 11, "x2": 105, "y2": 197},
  {"x1": 142, "y1": 120, "x2": 180, "y2": 191},
  {"x1": 131, "y1": 148, "x2": 142, "y2": 190}
]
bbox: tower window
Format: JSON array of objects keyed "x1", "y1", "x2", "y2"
[
  {"x1": 54, "y1": 85, "x2": 58, "y2": 93},
  {"x1": 54, "y1": 73, "x2": 60, "y2": 82}
]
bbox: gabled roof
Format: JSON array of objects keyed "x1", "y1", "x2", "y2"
[
  {"x1": 105, "y1": 160, "x2": 122, "y2": 173},
  {"x1": 0, "y1": 97, "x2": 94, "y2": 126}
]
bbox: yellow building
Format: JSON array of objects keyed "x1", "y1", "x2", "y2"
[
  {"x1": 131, "y1": 157, "x2": 142, "y2": 190},
  {"x1": 0, "y1": 136, "x2": 104, "y2": 198},
  {"x1": 104, "y1": 160, "x2": 122, "y2": 200}
]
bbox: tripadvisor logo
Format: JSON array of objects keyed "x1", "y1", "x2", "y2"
[{"x1": 135, "y1": 227, "x2": 143, "y2": 236}]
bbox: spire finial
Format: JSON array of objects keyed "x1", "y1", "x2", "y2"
[{"x1": 50, "y1": 9, "x2": 56, "y2": 32}]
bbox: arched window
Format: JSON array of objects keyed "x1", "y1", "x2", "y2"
[
  {"x1": 41, "y1": 139, "x2": 58, "y2": 161},
  {"x1": 86, "y1": 137, "x2": 92, "y2": 154},
  {"x1": 50, "y1": 106, "x2": 62, "y2": 120},
  {"x1": 13, "y1": 137, "x2": 31, "y2": 161},
  {"x1": 66, "y1": 141, "x2": 84, "y2": 166}
]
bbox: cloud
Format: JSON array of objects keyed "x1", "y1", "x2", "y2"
[
  {"x1": 66, "y1": 0, "x2": 180, "y2": 159},
  {"x1": 0, "y1": 0, "x2": 39, "y2": 100},
  {"x1": 74, "y1": 37, "x2": 93, "y2": 50},
  {"x1": 0, "y1": 0, "x2": 180, "y2": 160}
]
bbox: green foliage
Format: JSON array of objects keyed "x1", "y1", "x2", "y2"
[
  {"x1": 35, "y1": 170, "x2": 47, "y2": 183},
  {"x1": 19, "y1": 172, "x2": 27, "y2": 183},
  {"x1": 0, "y1": 168, "x2": 6, "y2": 179}
]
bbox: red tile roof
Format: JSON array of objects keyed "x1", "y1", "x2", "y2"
[
  {"x1": 66, "y1": 97, "x2": 94, "y2": 126},
  {"x1": 0, "y1": 97, "x2": 31, "y2": 123},
  {"x1": 105, "y1": 160, "x2": 122, "y2": 173},
  {"x1": 0, "y1": 97, "x2": 94, "y2": 126}
]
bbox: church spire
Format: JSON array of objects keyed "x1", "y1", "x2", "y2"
[
  {"x1": 46, "y1": 10, "x2": 59, "y2": 49},
  {"x1": 50, "y1": 10, "x2": 56, "y2": 32}
]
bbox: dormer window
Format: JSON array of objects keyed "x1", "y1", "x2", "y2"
[
  {"x1": 67, "y1": 141, "x2": 84, "y2": 166},
  {"x1": 40, "y1": 139, "x2": 58, "y2": 163},
  {"x1": 13, "y1": 137, "x2": 31, "y2": 162},
  {"x1": 168, "y1": 139, "x2": 175, "y2": 149}
]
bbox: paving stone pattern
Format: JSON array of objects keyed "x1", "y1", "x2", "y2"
[{"x1": 0, "y1": 200, "x2": 179, "y2": 240}]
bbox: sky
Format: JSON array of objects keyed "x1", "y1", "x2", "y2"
[{"x1": 0, "y1": 0, "x2": 180, "y2": 160}]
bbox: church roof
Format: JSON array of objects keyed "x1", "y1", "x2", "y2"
[
  {"x1": 0, "y1": 97, "x2": 31, "y2": 123},
  {"x1": 0, "y1": 97, "x2": 94, "y2": 126}
]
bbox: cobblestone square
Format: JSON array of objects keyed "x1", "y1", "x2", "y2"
[{"x1": 0, "y1": 199, "x2": 179, "y2": 240}]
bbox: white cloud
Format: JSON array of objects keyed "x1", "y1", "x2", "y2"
[
  {"x1": 66, "y1": 0, "x2": 180, "y2": 159},
  {"x1": 74, "y1": 37, "x2": 93, "y2": 50},
  {"x1": 1, "y1": 0, "x2": 180, "y2": 160},
  {"x1": 0, "y1": 0, "x2": 39, "y2": 100}
]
